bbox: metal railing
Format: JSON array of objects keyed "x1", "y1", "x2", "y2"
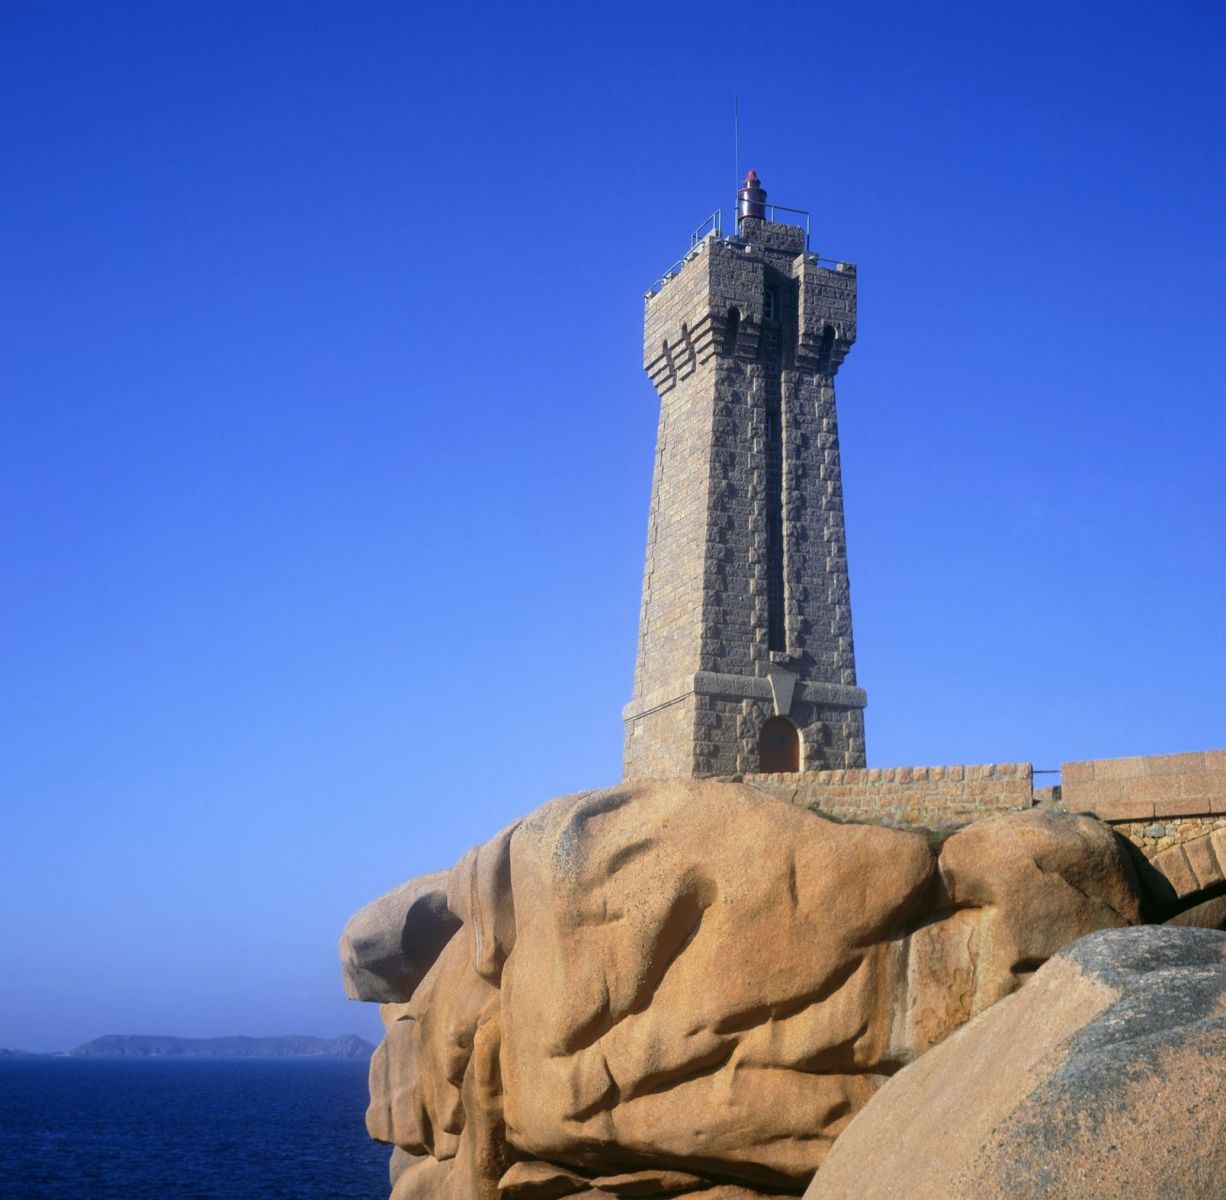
[
  {"x1": 745, "y1": 202, "x2": 811, "y2": 247},
  {"x1": 645, "y1": 204, "x2": 856, "y2": 304},
  {"x1": 644, "y1": 210, "x2": 722, "y2": 302},
  {"x1": 644, "y1": 252, "x2": 698, "y2": 303},
  {"x1": 691, "y1": 209, "x2": 722, "y2": 245}
]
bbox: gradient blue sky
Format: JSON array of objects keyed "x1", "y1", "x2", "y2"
[{"x1": 2, "y1": 2, "x2": 1223, "y2": 1051}]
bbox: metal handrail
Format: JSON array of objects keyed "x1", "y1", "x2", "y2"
[
  {"x1": 644, "y1": 252, "x2": 694, "y2": 302},
  {"x1": 691, "y1": 209, "x2": 721, "y2": 246},
  {"x1": 645, "y1": 205, "x2": 852, "y2": 304},
  {"x1": 748, "y1": 202, "x2": 811, "y2": 247},
  {"x1": 644, "y1": 217, "x2": 722, "y2": 303}
]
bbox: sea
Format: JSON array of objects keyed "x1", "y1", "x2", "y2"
[{"x1": 0, "y1": 1057, "x2": 391, "y2": 1199}]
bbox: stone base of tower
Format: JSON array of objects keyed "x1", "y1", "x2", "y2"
[
  {"x1": 623, "y1": 673, "x2": 867, "y2": 780},
  {"x1": 622, "y1": 693, "x2": 702, "y2": 780}
]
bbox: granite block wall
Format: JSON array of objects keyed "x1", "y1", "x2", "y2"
[
  {"x1": 1062, "y1": 750, "x2": 1226, "y2": 822},
  {"x1": 743, "y1": 762, "x2": 1033, "y2": 828},
  {"x1": 624, "y1": 218, "x2": 866, "y2": 780}
]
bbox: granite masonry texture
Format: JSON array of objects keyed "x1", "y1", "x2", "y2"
[
  {"x1": 1062, "y1": 749, "x2": 1226, "y2": 820},
  {"x1": 624, "y1": 217, "x2": 867, "y2": 779},
  {"x1": 1112, "y1": 815, "x2": 1226, "y2": 855},
  {"x1": 736, "y1": 751, "x2": 1226, "y2": 863},
  {"x1": 744, "y1": 763, "x2": 1034, "y2": 830},
  {"x1": 1060, "y1": 749, "x2": 1226, "y2": 862}
]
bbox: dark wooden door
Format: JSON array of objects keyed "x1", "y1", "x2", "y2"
[{"x1": 759, "y1": 717, "x2": 800, "y2": 773}]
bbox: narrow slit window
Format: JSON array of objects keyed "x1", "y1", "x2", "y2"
[
  {"x1": 817, "y1": 324, "x2": 836, "y2": 373},
  {"x1": 764, "y1": 394, "x2": 785, "y2": 653}
]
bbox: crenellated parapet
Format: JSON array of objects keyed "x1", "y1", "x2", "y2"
[
  {"x1": 643, "y1": 229, "x2": 858, "y2": 396},
  {"x1": 796, "y1": 256, "x2": 857, "y2": 374}
]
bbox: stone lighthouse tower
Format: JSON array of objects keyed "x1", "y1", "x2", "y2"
[{"x1": 623, "y1": 172, "x2": 867, "y2": 780}]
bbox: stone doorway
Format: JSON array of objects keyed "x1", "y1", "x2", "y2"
[{"x1": 759, "y1": 716, "x2": 800, "y2": 773}]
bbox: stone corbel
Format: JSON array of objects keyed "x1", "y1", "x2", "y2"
[{"x1": 767, "y1": 668, "x2": 797, "y2": 717}]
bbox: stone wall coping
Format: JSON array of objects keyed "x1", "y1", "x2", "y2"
[
  {"x1": 1063, "y1": 749, "x2": 1226, "y2": 784},
  {"x1": 742, "y1": 762, "x2": 1032, "y2": 785},
  {"x1": 1065, "y1": 794, "x2": 1226, "y2": 822},
  {"x1": 1061, "y1": 748, "x2": 1226, "y2": 823}
]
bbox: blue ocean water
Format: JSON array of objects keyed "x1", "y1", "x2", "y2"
[{"x1": 0, "y1": 1058, "x2": 390, "y2": 1199}]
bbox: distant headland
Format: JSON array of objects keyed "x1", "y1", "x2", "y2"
[{"x1": 61, "y1": 1034, "x2": 375, "y2": 1059}]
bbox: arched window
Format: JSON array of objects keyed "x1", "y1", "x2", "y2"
[
  {"x1": 759, "y1": 716, "x2": 800, "y2": 773},
  {"x1": 763, "y1": 288, "x2": 778, "y2": 322}
]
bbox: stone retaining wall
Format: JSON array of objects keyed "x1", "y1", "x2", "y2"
[
  {"x1": 1060, "y1": 750, "x2": 1226, "y2": 860},
  {"x1": 742, "y1": 763, "x2": 1033, "y2": 829},
  {"x1": 1108, "y1": 814, "x2": 1226, "y2": 856},
  {"x1": 733, "y1": 750, "x2": 1226, "y2": 852},
  {"x1": 1061, "y1": 749, "x2": 1226, "y2": 822}
]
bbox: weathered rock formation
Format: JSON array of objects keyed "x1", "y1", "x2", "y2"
[
  {"x1": 803, "y1": 925, "x2": 1226, "y2": 1200},
  {"x1": 341, "y1": 779, "x2": 1151, "y2": 1198}
]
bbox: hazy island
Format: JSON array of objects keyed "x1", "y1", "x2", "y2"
[{"x1": 68, "y1": 1034, "x2": 374, "y2": 1059}]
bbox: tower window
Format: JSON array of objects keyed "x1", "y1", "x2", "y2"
[
  {"x1": 817, "y1": 324, "x2": 836, "y2": 373},
  {"x1": 726, "y1": 306, "x2": 740, "y2": 353},
  {"x1": 763, "y1": 288, "x2": 777, "y2": 322},
  {"x1": 764, "y1": 392, "x2": 785, "y2": 652}
]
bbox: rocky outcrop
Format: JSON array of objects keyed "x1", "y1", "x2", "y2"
[
  {"x1": 340, "y1": 872, "x2": 461, "y2": 1004},
  {"x1": 804, "y1": 925, "x2": 1226, "y2": 1200},
  {"x1": 342, "y1": 780, "x2": 1148, "y2": 1198}
]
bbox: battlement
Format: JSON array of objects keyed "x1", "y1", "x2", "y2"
[
  {"x1": 643, "y1": 200, "x2": 841, "y2": 303},
  {"x1": 643, "y1": 231, "x2": 857, "y2": 395}
]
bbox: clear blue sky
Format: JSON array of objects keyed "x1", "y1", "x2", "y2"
[{"x1": 2, "y1": 2, "x2": 1223, "y2": 1052}]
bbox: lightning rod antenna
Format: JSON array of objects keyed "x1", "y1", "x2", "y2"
[{"x1": 734, "y1": 95, "x2": 740, "y2": 217}]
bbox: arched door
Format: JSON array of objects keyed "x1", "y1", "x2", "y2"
[{"x1": 759, "y1": 716, "x2": 800, "y2": 773}]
